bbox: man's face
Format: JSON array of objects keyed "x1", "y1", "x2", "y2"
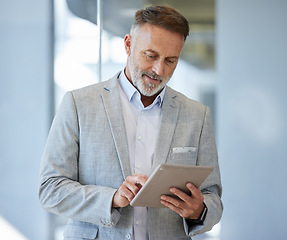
[{"x1": 124, "y1": 24, "x2": 184, "y2": 97}]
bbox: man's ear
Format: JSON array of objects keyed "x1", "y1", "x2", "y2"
[{"x1": 124, "y1": 34, "x2": 132, "y2": 56}]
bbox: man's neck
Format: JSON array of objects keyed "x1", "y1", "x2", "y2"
[
  {"x1": 140, "y1": 94, "x2": 158, "y2": 108},
  {"x1": 123, "y1": 68, "x2": 162, "y2": 108}
]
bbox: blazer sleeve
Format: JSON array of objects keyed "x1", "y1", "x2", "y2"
[
  {"x1": 38, "y1": 91, "x2": 121, "y2": 226},
  {"x1": 183, "y1": 106, "x2": 223, "y2": 236}
]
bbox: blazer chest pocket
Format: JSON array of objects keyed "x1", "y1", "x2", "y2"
[{"x1": 170, "y1": 147, "x2": 197, "y2": 165}]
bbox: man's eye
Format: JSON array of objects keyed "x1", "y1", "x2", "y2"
[
  {"x1": 166, "y1": 59, "x2": 176, "y2": 64},
  {"x1": 147, "y1": 54, "x2": 155, "y2": 59}
]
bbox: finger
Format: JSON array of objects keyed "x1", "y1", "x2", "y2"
[
  {"x1": 123, "y1": 174, "x2": 148, "y2": 196},
  {"x1": 112, "y1": 175, "x2": 149, "y2": 208},
  {"x1": 170, "y1": 186, "x2": 203, "y2": 212},
  {"x1": 123, "y1": 178, "x2": 141, "y2": 196},
  {"x1": 186, "y1": 183, "x2": 201, "y2": 197},
  {"x1": 160, "y1": 197, "x2": 187, "y2": 218},
  {"x1": 160, "y1": 195, "x2": 182, "y2": 209},
  {"x1": 130, "y1": 174, "x2": 148, "y2": 187},
  {"x1": 169, "y1": 187, "x2": 191, "y2": 203},
  {"x1": 161, "y1": 196, "x2": 199, "y2": 219},
  {"x1": 112, "y1": 187, "x2": 134, "y2": 208},
  {"x1": 118, "y1": 184, "x2": 136, "y2": 202},
  {"x1": 186, "y1": 183, "x2": 204, "y2": 202},
  {"x1": 161, "y1": 198, "x2": 180, "y2": 210}
]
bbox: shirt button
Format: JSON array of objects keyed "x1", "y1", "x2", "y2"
[
  {"x1": 141, "y1": 111, "x2": 145, "y2": 115},
  {"x1": 138, "y1": 136, "x2": 142, "y2": 140}
]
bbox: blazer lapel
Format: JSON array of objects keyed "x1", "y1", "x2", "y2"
[
  {"x1": 101, "y1": 77, "x2": 180, "y2": 177},
  {"x1": 101, "y1": 73, "x2": 131, "y2": 179},
  {"x1": 152, "y1": 87, "x2": 181, "y2": 172}
]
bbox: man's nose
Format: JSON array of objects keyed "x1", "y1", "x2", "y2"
[{"x1": 151, "y1": 59, "x2": 165, "y2": 76}]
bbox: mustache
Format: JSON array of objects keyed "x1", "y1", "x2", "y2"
[{"x1": 141, "y1": 71, "x2": 164, "y2": 82}]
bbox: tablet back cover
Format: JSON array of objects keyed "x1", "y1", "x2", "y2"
[{"x1": 130, "y1": 164, "x2": 213, "y2": 208}]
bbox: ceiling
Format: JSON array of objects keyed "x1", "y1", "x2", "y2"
[{"x1": 66, "y1": 0, "x2": 215, "y2": 69}]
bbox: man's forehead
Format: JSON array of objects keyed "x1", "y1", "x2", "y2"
[{"x1": 144, "y1": 49, "x2": 180, "y2": 59}]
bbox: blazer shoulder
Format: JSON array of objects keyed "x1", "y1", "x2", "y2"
[
  {"x1": 166, "y1": 86, "x2": 207, "y2": 111},
  {"x1": 69, "y1": 72, "x2": 120, "y2": 101}
]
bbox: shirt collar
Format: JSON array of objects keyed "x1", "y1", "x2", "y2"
[{"x1": 119, "y1": 69, "x2": 165, "y2": 108}]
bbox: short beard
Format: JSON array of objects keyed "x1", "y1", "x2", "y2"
[
  {"x1": 135, "y1": 71, "x2": 166, "y2": 96},
  {"x1": 129, "y1": 55, "x2": 170, "y2": 97}
]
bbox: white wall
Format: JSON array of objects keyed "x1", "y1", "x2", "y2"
[
  {"x1": 0, "y1": 1, "x2": 53, "y2": 239},
  {"x1": 217, "y1": 0, "x2": 287, "y2": 239}
]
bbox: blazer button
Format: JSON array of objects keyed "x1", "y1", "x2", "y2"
[{"x1": 125, "y1": 233, "x2": 132, "y2": 239}]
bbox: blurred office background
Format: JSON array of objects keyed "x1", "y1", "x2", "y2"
[{"x1": 0, "y1": 0, "x2": 286, "y2": 239}]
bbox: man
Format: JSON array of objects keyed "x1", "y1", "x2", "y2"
[{"x1": 39, "y1": 5, "x2": 223, "y2": 240}]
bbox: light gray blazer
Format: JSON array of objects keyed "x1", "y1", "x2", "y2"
[{"x1": 39, "y1": 72, "x2": 223, "y2": 240}]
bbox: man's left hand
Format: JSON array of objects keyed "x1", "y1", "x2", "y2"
[{"x1": 160, "y1": 183, "x2": 204, "y2": 219}]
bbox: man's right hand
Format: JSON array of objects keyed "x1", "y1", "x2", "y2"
[{"x1": 112, "y1": 174, "x2": 148, "y2": 208}]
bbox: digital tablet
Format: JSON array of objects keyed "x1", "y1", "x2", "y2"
[{"x1": 130, "y1": 164, "x2": 213, "y2": 208}]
